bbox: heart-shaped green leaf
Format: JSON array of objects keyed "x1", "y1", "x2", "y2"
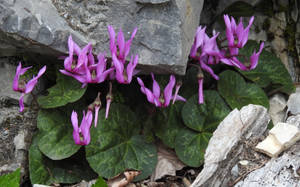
[
  {"x1": 218, "y1": 70, "x2": 269, "y2": 109},
  {"x1": 0, "y1": 168, "x2": 20, "y2": 187},
  {"x1": 154, "y1": 102, "x2": 185, "y2": 148},
  {"x1": 37, "y1": 109, "x2": 80, "y2": 160},
  {"x1": 86, "y1": 103, "x2": 157, "y2": 181},
  {"x1": 222, "y1": 1, "x2": 254, "y2": 18},
  {"x1": 29, "y1": 133, "x2": 97, "y2": 185},
  {"x1": 175, "y1": 128, "x2": 212, "y2": 167},
  {"x1": 238, "y1": 40, "x2": 295, "y2": 94},
  {"x1": 38, "y1": 72, "x2": 87, "y2": 108},
  {"x1": 181, "y1": 91, "x2": 230, "y2": 132}
]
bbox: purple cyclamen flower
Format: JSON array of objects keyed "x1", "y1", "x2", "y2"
[
  {"x1": 13, "y1": 62, "x2": 46, "y2": 112},
  {"x1": 71, "y1": 110, "x2": 93, "y2": 145},
  {"x1": 63, "y1": 35, "x2": 92, "y2": 74},
  {"x1": 108, "y1": 25, "x2": 137, "y2": 62},
  {"x1": 137, "y1": 73, "x2": 186, "y2": 107},
  {"x1": 60, "y1": 53, "x2": 114, "y2": 87},
  {"x1": 219, "y1": 42, "x2": 264, "y2": 71},
  {"x1": 190, "y1": 26, "x2": 207, "y2": 58},
  {"x1": 224, "y1": 14, "x2": 254, "y2": 49},
  {"x1": 190, "y1": 26, "x2": 220, "y2": 60},
  {"x1": 112, "y1": 53, "x2": 139, "y2": 84},
  {"x1": 249, "y1": 42, "x2": 264, "y2": 70}
]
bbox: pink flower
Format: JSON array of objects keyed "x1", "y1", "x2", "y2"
[
  {"x1": 71, "y1": 110, "x2": 93, "y2": 145},
  {"x1": 12, "y1": 62, "x2": 46, "y2": 112},
  {"x1": 218, "y1": 42, "x2": 264, "y2": 71},
  {"x1": 137, "y1": 73, "x2": 186, "y2": 107},
  {"x1": 190, "y1": 26, "x2": 207, "y2": 58},
  {"x1": 60, "y1": 53, "x2": 114, "y2": 87},
  {"x1": 112, "y1": 54, "x2": 139, "y2": 84},
  {"x1": 249, "y1": 42, "x2": 264, "y2": 70},
  {"x1": 224, "y1": 15, "x2": 254, "y2": 49},
  {"x1": 63, "y1": 35, "x2": 92, "y2": 74},
  {"x1": 108, "y1": 26, "x2": 137, "y2": 62},
  {"x1": 190, "y1": 26, "x2": 220, "y2": 59}
]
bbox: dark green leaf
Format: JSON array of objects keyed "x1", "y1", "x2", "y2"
[
  {"x1": 175, "y1": 128, "x2": 212, "y2": 167},
  {"x1": 29, "y1": 133, "x2": 97, "y2": 185},
  {"x1": 180, "y1": 67, "x2": 198, "y2": 99},
  {"x1": 92, "y1": 176, "x2": 108, "y2": 187},
  {"x1": 222, "y1": 1, "x2": 254, "y2": 18},
  {"x1": 0, "y1": 168, "x2": 20, "y2": 187},
  {"x1": 254, "y1": 0, "x2": 274, "y2": 16},
  {"x1": 86, "y1": 103, "x2": 157, "y2": 181},
  {"x1": 218, "y1": 70, "x2": 269, "y2": 109},
  {"x1": 238, "y1": 40, "x2": 295, "y2": 94},
  {"x1": 38, "y1": 72, "x2": 87, "y2": 108},
  {"x1": 154, "y1": 103, "x2": 185, "y2": 148},
  {"x1": 37, "y1": 109, "x2": 80, "y2": 160},
  {"x1": 181, "y1": 91, "x2": 230, "y2": 132}
]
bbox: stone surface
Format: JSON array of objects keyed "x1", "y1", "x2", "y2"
[
  {"x1": 287, "y1": 86, "x2": 300, "y2": 115},
  {"x1": 286, "y1": 114, "x2": 300, "y2": 129},
  {"x1": 0, "y1": 96, "x2": 37, "y2": 178},
  {"x1": 268, "y1": 94, "x2": 287, "y2": 125},
  {"x1": 255, "y1": 135, "x2": 282, "y2": 157},
  {"x1": 191, "y1": 104, "x2": 270, "y2": 187},
  {"x1": 256, "y1": 122, "x2": 300, "y2": 157},
  {"x1": 0, "y1": 0, "x2": 204, "y2": 75},
  {"x1": 235, "y1": 141, "x2": 300, "y2": 187}
]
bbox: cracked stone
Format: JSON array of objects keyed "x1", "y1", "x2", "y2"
[{"x1": 0, "y1": 0, "x2": 204, "y2": 75}]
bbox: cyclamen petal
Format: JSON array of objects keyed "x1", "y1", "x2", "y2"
[
  {"x1": 105, "y1": 98, "x2": 112, "y2": 119},
  {"x1": 199, "y1": 60, "x2": 219, "y2": 80},
  {"x1": 138, "y1": 74, "x2": 185, "y2": 107},
  {"x1": 13, "y1": 62, "x2": 31, "y2": 92},
  {"x1": 94, "y1": 105, "x2": 100, "y2": 127},
  {"x1": 151, "y1": 73, "x2": 161, "y2": 99},
  {"x1": 172, "y1": 83, "x2": 181, "y2": 104},
  {"x1": 81, "y1": 110, "x2": 93, "y2": 145},
  {"x1": 25, "y1": 66, "x2": 46, "y2": 94},
  {"x1": 124, "y1": 28, "x2": 138, "y2": 58},
  {"x1": 163, "y1": 75, "x2": 175, "y2": 106},
  {"x1": 126, "y1": 55, "x2": 139, "y2": 83},
  {"x1": 249, "y1": 42, "x2": 264, "y2": 70},
  {"x1": 19, "y1": 93, "x2": 25, "y2": 112},
  {"x1": 190, "y1": 26, "x2": 206, "y2": 58},
  {"x1": 71, "y1": 110, "x2": 93, "y2": 145},
  {"x1": 108, "y1": 25, "x2": 116, "y2": 54},
  {"x1": 71, "y1": 111, "x2": 81, "y2": 145},
  {"x1": 117, "y1": 29, "x2": 125, "y2": 57}
]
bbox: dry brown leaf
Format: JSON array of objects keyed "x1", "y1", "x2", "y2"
[
  {"x1": 150, "y1": 142, "x2": 186, "y2": 181},
  {"x1": 107, "y1": 170, "x2": 141, "y2": 187}
]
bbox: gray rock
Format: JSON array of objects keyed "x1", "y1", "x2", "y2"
[
  {"x1": 235, "y1": 141, "x2": 300, "y2": 187},
  {"x1": 0, "y1": 0, "x2": 204, "y2": 75},
  {"x1": 286, "y1": 114, "x2": 300, "y2": 129},
  {"x1": 0, "y1": 96, "x2": 37, "y2": 179},
  {"x1": 287, "y1": 86, "x2": 300, "y2": 115},
  {"x1": 268, "y1": 93, "x2": 287, "y2": 125},
  {"x1": 191, "y1": 104, "x2": 270, "y2": 187}
]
